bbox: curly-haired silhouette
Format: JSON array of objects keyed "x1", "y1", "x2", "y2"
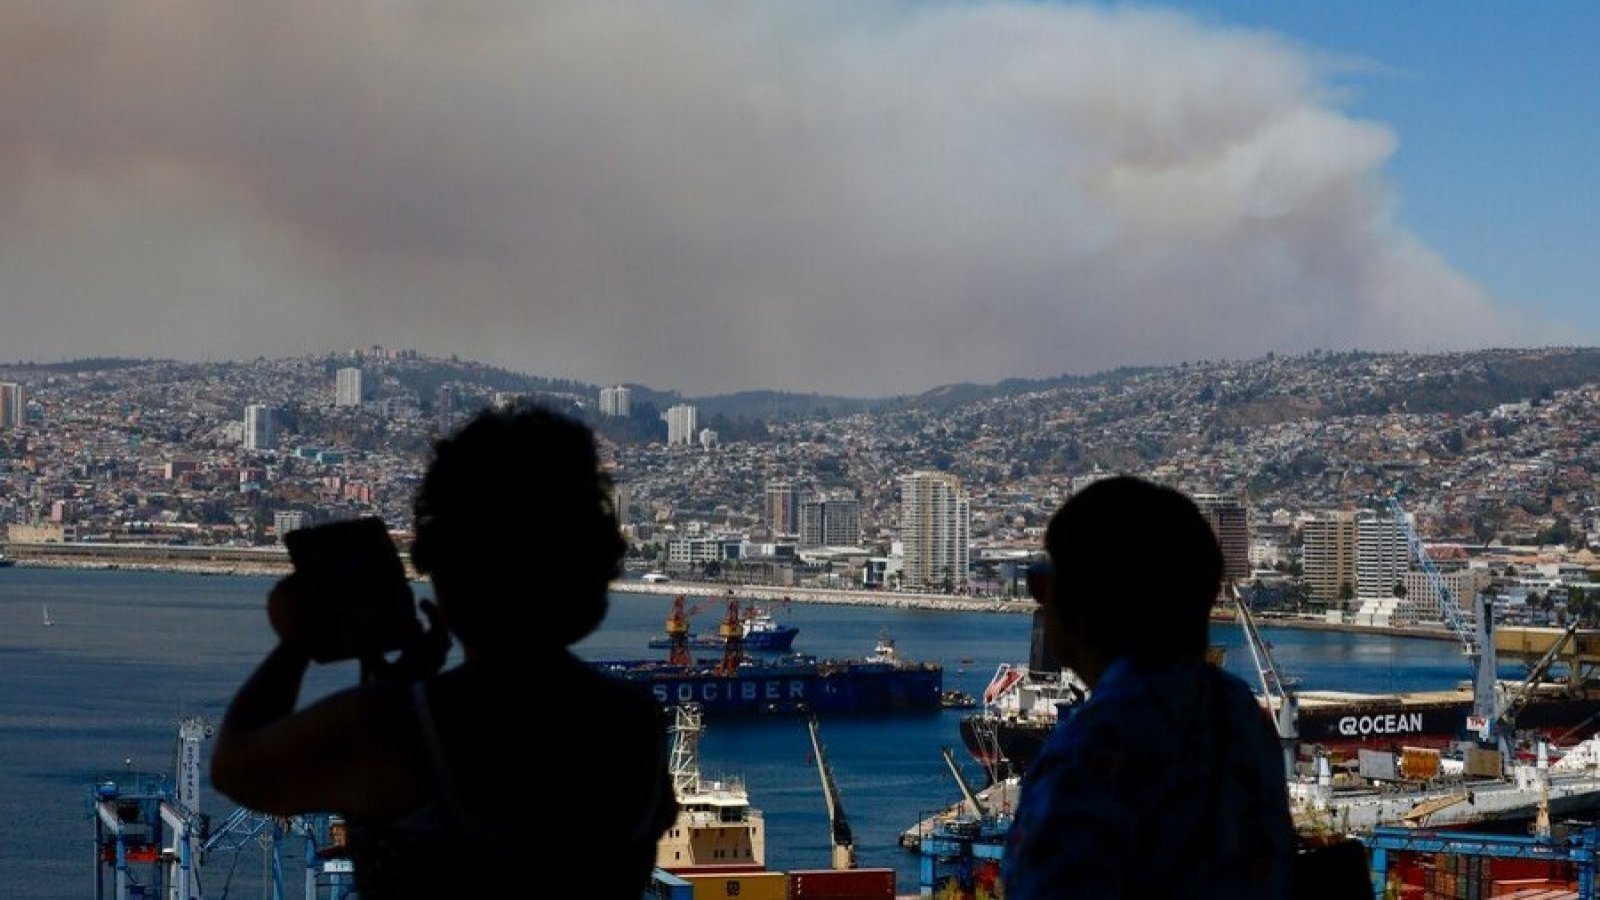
[{"x1": 212, "y1": 404, "x2": 676, "y2": 898}]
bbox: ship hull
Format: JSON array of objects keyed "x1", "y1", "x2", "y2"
[
  {"x1": 961, "y1": 693, "x2": 1600, "y2": 774},
  {"x1": 595, "y1": 657, "x2": 943, "y2": 717}
]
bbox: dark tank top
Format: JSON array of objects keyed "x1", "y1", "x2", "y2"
[{"x1": 346, "y1": 681, "x2": 671, "y2": 898}]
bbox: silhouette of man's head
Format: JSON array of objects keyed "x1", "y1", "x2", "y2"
[
  {"x1": 1042, "y1": 476, "x2": 1222, "y2": 666},
  {"x1": 411, "y1": 404, "x2": 625, "y2": 649}
]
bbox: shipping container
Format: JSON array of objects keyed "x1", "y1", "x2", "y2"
[
  {"x1": 684, "y1": 871, "x2": 788, "y2": 900},
  {"x1": 1399, "y1": 746, "x2": 1441, "y2": 781},
  {"x1": 648, "y1": 869, "x2": 694, "y2": 900},
  {"x1": 787, "y1": 867, "x2": 896, "y2": 899}
]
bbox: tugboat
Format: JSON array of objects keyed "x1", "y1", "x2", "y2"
[{"x1": 647, "y1": 594, "x2": 799, "y2": 652}]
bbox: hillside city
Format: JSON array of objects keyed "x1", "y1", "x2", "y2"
[{"x1": 4, "y1": 346, "x2": 1600, "y2": 630}]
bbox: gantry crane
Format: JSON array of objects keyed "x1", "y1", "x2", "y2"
[{"x1": 90, "y1": 717, "x2": 354, "y2": 900}]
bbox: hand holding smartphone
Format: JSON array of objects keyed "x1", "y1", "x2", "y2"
[{"x1": 282, "y1": 517, "x2": 420, "y2": 664}]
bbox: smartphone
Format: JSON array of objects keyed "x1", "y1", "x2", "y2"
[{"x1": 283, "y1": 517, "x2": 419, "y2": 663}]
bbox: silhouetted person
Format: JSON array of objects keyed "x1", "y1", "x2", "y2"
[
  {"x1": 1001, "y1": 476, "x2": 1295, "y2": 899},
  {"x1": 211, "y1": 405, "x2": 677, "y2": 898}
]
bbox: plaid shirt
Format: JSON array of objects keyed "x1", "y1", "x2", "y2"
[{"x1": 1001, "y1": 657, "x2": 1295, "y2": 899}]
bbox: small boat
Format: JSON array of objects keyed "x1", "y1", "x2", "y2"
[
  {"x1": 0, "y1": 551, "x2": 14, "y2": 568},
  {"x1": 941, "y1": 690, "x2": 977, "y2": 709},
  {"x1": 43, "y1": 604, "x2": 54, "y2": 627}
]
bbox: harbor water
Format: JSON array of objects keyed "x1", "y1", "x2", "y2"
[{"x1": 1, "y1": 568, "x2": 1490, "y2": 898}]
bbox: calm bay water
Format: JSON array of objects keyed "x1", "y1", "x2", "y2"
[{"x1": 0, "y1": 568, "x2": 1484, "y2": 897}]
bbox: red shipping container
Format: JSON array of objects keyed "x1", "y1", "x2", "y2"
[{"x1": 786, "y1": 868, "x2": 896, "y2": 900}]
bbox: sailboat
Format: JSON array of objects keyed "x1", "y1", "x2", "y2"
[{"x1": 43, "y1": 605, "x2": 54, "y2": 627}]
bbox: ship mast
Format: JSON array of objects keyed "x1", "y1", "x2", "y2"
[{"x1": 668, "y1": 704, "x2": 704, "y2": 798}]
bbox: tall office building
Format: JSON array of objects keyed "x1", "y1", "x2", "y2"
[
  {"x1": 765, "y1": 482, "x2": 800, "y2": 535},
  {"x1": 1193, "y1": 493, "x2": 1250, "y2": 585},
  {"x1": 599, "y1": 385, "x2": 632, "y2": 417},
  {"x1": 799, "y1": 496, "x2": 862, "y2": 548},
  {"x1": 1301, "y1": 510, "x2": 1358, "y2": 605},
  {"x1": 1356, "y1": 509, "x2": 1409, "y2": 601},
  {"x1": 335, "y1": 367, "x2": 364, "y2": 407},
  {"x1": 0, "y1": 382, "x2": 25, "y2": 429},
  {"x1": 900, "y1": 471, "x2": 970, "y2": 591},
  {"x1": 243, "y1": 404, "x2": 277, "y2": 451},
  {"x1": 664, "y1": 404, "x2": 697, "y2": 446}
]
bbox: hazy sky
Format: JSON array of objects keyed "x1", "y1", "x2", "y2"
[{"x1": 2, "y1": 2, "x2": 1593, "y2": 396}]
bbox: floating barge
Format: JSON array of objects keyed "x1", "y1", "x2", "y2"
[{"x1": 598, "y1": 599, "x2": 941, "y2": 717}]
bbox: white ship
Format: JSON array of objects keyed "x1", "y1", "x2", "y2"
[{"x1": 1292, "y1": 735, "x2": 1600, "y2": 836}]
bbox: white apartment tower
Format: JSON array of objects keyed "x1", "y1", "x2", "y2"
[
  {"x1": 1301, "y1": 510, "x2": 1358, "y2": 605},
  {"x1": 664, "y1": 404, "x2": 698, "y2": 446},
  {"x1": 0, "y1": 382, "x2": 25, "y2": 429},
  {"x1": 243, "y1": 404, "x2": 277, "y2": 451},
  {"x1": 900, "y1": 471, "x2": 970, "y2": 592},
  {"x1": 1356, "y1": 509, "x2": 1409, "y2": 601},
  {"x1": 599, "y1": 385, "x2": 633, "y2": 417},
  {"x1": 335, "y1": 367, "x2": 364, "y2": 407}
]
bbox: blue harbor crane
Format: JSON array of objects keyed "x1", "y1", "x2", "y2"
[{"x1": 88, "y1": 717, "x2": 354, "y2": 900}]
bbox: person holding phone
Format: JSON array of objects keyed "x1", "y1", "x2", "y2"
[{"x1": 211, "y1": 404, "x2": 677, "y2": 898}]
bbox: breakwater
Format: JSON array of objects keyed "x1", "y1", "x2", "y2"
[{"x1": 0, "y1": 540, "x2": 1461, "y2": 641}]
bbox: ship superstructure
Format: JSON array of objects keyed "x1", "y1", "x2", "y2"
[{"x1": 656, "y1": 704, "x2": 766, "y2": 875}]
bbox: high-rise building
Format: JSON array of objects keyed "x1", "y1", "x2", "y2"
[
  {"x1": 243, "y1": 404, "x2": 277, "y2": 451},
  {"x1": 1356, "y1": 509, "x2": 1409, "y2": 601},
  {"x1": 800, "y1": 496, "x2": 862, "y2": 548},
  {"x1": 765, "y1": 482, "x2": 800, "y2": 536},
  {"x1": 664, "y1": 404, "x2": 697, "y2": 446},
  {"x1": 1193, "y1": 493, "x2": 1250, "y2": 585},
  {"x1": 900, "y1": 471, "x2": 970, "y2": 592},
  {"x1": 599, "y1": 385, "x2": 632, "y2": 417},
  {"x1": 335, "y1": 367, "x2": 364, "y2": 407},
  {"x1": 0, "y1": 382, "x2": 25, "y2": 429},
  {"x1": 1301, "y1": 510, "x2": 1358, "y2": 605}
]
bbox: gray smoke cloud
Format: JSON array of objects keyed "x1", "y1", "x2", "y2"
[{"x1": 0, "y1": 1, "x2": 1554, "y2": 395}]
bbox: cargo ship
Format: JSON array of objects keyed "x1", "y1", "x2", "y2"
[
  {"x1": 647, "y1": 594, "x2": 799, "y2": 652},
  {"x1": 959, "y1": 609, "x2": 1600, "y2": 777}
]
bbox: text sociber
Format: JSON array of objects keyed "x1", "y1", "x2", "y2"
[{"x1": 652, "y1": 678, "x2": 808, "y2": 705}]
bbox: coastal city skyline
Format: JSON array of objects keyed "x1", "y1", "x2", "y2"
[
  {"x1": 3, "y1": 3, "x2": 1595, "y2": 395},
  {"x1": 5, "y1": 344, "x2": 1600, "y2": 628}
]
